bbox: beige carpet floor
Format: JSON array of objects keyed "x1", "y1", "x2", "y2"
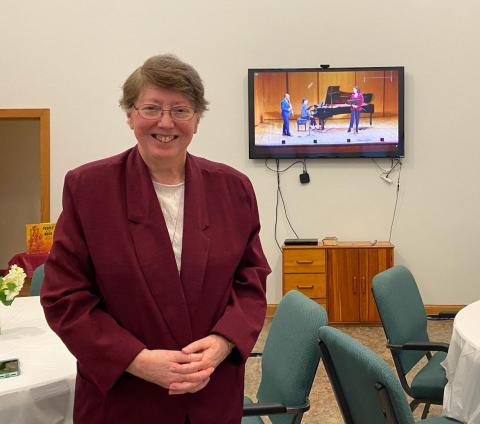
[{"x1": 244, "y1": 319, "x2": 453, "y2": 423}]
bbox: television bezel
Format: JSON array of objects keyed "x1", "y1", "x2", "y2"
[{"x1": 248, "y1": 66, "x2": 405, "y2": 159}]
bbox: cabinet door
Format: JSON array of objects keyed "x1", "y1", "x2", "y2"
[
  {"x1": 327, "y1": 249, "x2": 360, "y2": 322},
  {"x1": 359, "y1": 248, "x2": 394, "y2": 322}
]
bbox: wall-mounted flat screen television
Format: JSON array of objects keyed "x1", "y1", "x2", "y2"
[{"x1": 248, "y1": 66, "x2": 404, "y2": 159}]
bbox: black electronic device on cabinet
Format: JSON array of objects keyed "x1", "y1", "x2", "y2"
[{"x1": 284, "y1": 238, "x2": 318, "y2": 246}]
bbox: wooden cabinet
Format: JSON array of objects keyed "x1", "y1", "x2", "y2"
[{"x1": 282, "y1": 242, "x2": 394, "y2": 324}]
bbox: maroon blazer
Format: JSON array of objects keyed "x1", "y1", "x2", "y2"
[{"x1": 41, "y1": 147, "x2": 270, "y2": 423}]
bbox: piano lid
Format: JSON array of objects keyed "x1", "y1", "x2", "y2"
[
  {"x1": 325, "y1": 86, "x2": 350, "y2": 105},
  {"x1": 324, "y1": 86, "x2": 373, "y2": 105}
]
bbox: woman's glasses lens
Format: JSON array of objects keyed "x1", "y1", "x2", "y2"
[{"x1": 134, "y1": 105, "x2": 194, "y2": 121}]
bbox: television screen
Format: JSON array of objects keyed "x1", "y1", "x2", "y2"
[{"x1": 248, "y1": 66, "x2": 404, "y2": 159}]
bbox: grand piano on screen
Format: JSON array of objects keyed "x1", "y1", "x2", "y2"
[{"x1": 312, "y1": 86, "x2": 375, "y2": 130}]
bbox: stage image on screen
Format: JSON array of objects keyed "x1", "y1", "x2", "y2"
[{"x1": 248, "y1": 67, "x2": 404, "y2": 159}]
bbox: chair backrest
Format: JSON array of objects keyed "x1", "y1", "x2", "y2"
[
  {"x1": 257, "y1": 290, "x2": 328, "y2": 424},
  {"x1": 30, "y1": 264, "x2": 45, "y2": 296},
  {"x1": 372, "y1": 265, "x2": 429, "y2": 374},
  {"x1": 318, "y1": 326, "x2": 415, "y2": 424}
]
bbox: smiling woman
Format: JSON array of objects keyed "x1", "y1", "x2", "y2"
[{"x1": 40, "y1": 54, "x2": 270, "y2": 424}]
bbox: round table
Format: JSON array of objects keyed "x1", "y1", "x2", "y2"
[
  {"x1": 442, "y1": 300, "x2": 480, "y2": 423},
  {"x1": 0, "y1": 296, "x2": 76, "y2": 424}
]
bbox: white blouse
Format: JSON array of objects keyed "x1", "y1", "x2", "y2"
[{"x1": 152, "y1": 180, "x2": 185, "y2": 273}]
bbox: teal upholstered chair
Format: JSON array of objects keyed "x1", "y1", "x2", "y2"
[
  {"x1": 371, "y1": 266, "x2": 449, "y2": 419},
  {"x1": 30, "y1": 264, "x2": 45, "y2": 296},
  {"x1": 242, "y1": 290, "x2": 328, "y2": 424},
  {"x1": 318, "y1": 326, "x2": 460, "y2": 424}
]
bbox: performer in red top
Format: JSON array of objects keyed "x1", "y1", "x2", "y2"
[{"x1": 347, "y1": 86, "x2": 365, "y2": 134}]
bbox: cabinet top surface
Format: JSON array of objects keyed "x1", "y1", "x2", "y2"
[{"x1": 283, "y1": 241, "x2": 394, "y2": 250}]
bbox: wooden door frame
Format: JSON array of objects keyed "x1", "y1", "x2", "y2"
[{"x1": 0, "y1": 109, "x2": 50, "y2": 221}]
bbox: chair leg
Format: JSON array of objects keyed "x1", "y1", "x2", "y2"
[
  {"x1": 421, "y1": 403, "x2": 430, "y2": 419},
  {"x1": 292, "y1": 414, "x2": 304, "y2": 424},
  {"x1": 409, "y1": 399, "x2": 420, "y2": 412}
]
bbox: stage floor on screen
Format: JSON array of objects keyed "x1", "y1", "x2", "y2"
[{"x1": 254, "y1": 117, "x2": 398, "y2": 146}]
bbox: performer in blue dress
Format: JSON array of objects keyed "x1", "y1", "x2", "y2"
[{"x1": 280, "y1": 93, "x2": 293, "y2": 136}]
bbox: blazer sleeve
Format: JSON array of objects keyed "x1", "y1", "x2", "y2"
[
  {"x1": 210, "y1": 178, "x2": 270, "y2": 361},
  {"x1": 40, "y1": 171, "x2": 146, "y2": 394}
]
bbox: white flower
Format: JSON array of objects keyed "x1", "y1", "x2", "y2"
[
  {"x1": 3, "y1": 265, "x2": 26, "y2": 287},
  {"x1": 0, "y1": 265, "x2": 26, "y2": 306}
]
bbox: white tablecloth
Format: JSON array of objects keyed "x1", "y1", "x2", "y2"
[
  {"x1": 442, "y1": 300, "x2": 480, "y2": 424},
  {"x1": 0, "y1": 297, "x2": 76, "y2": 424}
]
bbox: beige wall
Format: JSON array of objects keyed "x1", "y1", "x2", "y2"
[
  {"x1": 0, "y1": 119, "x2": 40, "y2": 267},
  {"x1": 1, "y1": 0, "x2": 478, "y2": 303}
]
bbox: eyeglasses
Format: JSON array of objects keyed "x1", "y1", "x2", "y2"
[{"x1": 133, "y1": 104, "x2": 195, "y2": 121}]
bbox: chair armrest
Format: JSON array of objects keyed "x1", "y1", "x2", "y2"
[
  {"x1": 427, "y1": 311, "x2": 457, "y2": 320},
  {"x1": 387, "y1": 341, "x2": 449, "y2": 353},
  {"x1": 242, "y1": 401, "x2": 310, "y2": 416},
  {"x1": 242, "y1": 403, "x2": 287, "y2": 416}
]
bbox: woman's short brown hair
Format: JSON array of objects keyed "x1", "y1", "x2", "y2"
[{"x1": 119, "y1": 54, "x2": 209, "y2": 116}]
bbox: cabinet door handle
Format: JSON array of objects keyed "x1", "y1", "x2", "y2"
[
  {"x1": 296, "y1": 285, "x2": 314, "y2": 289},
  {"x1": 361, "y1": 277, "x2": 366, "y2": 294},
  {"x1": 296, "y1": 260, "x2": 313, "y2": 264},
  {"x1": 353, "y1": 276, "x2": 358, "y2": 294}
]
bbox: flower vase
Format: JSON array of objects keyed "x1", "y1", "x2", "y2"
[{"x1": 0, "y1": 302, "x2": 10, "y2": 335}]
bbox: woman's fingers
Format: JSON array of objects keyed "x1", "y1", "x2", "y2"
[
  {"x1": 181, "y1": 334, "x2": 231, "y2": 369},
  {"x1": 171, "y1": 359, "x2": 215, "y2": 375},
  {"x1": 181, "y1": 338, "x2": 209, "y2": 354},
  {"x1": 127, "y1": 349, "x2": 209, "y2": 389},
  {"x1": 169, "y1": 351, "x2": 203, "y2": 363},
  {"x1": 171, "y1": 360, "x2": 208, "y2": 374},
  {"x1": 168, "y1": 377, "x2": 211, "y2": 395}
]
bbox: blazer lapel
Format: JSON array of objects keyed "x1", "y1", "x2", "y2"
[
  {"x1": 179, "y1": 154, "x2": 210, "y2": 319},
  {"x1": 125, "y1": 147, "x2": 193, "y2": 347}
]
